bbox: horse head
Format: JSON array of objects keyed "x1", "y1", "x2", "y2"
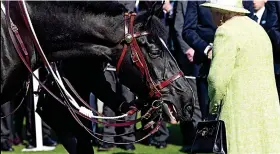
[{"x1": 113, "y1": 11, "x2": 194, "y2": 123}]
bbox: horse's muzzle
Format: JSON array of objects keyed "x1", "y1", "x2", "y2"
[{"x1": 162, "y1": 102, "x2": 178, "y2": 124}]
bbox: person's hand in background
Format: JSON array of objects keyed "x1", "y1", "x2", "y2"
[{"x1": 185, "y1": 48, "x2": 195, "y2": 62}]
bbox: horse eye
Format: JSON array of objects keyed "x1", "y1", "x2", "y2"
[
  {"x1": 148, "y1": 52, "x2": 161, "y2": 59},
  {"x1": 148, "y1": 44, "x2": 161, "y2": 58}
]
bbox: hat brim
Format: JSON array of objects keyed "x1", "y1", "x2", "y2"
[{"x1": 200, "y1": 3, "x2": 250, "y2": 14}]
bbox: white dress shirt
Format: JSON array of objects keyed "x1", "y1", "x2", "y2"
[{"x1": 254, "y1": 6, "x2": 266, "y2": 24}]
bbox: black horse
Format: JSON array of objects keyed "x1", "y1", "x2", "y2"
[{"x1": 1, "y1": 1, "x2": 195, "y2": 153}]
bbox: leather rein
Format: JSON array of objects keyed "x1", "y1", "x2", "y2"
[{"x1": 2, "y1": 1, "x2": 182, "y2": 144}]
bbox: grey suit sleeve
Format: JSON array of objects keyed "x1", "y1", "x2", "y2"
[
  {"x1": 174, "y1": 1, "x2": 191, "y2": 54},
  {"x1": 118, "y1": 1, "x2": 136, "y2": 12}
]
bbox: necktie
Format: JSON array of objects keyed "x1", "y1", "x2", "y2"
[{"x1": 252, "y1": 14, "x2": 258, "y2": 23}]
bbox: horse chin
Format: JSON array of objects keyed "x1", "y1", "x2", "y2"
[{"x1": 162, "y1": 102, "x2": 179, "y2": 124}]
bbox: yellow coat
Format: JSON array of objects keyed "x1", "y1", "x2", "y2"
[{"x1": 208, "y1": 16, "x2": 280, "y2": 153}]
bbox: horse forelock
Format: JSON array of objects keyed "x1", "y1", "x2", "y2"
[{"x1": 134, "y1": 11, "x2": 168, "y2": 44}]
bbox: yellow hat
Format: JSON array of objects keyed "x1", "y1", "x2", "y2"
[{"x1": 201, "y1": 0, "x2": 250, "y2": 14}]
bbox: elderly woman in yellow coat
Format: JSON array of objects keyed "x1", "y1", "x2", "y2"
[{"x1": 201, "y1": 0, "x2": 280, "y2": 153}]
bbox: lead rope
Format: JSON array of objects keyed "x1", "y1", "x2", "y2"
[{"x1": 56, "y1": 85, "x2": 163, "y2": 144}]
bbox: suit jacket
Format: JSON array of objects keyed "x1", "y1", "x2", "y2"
[
  {"x1": 275, "y1": 1, "x2": 280, "y2": 24},
  {"x1": 174, "y1": 1, "x2": 190, "y2": 54},
  {"x1": 259, "y1": 2, "x2": 280, "y2": 64},
  {"x1": 182, "y1": 1, "x2": 216, "y2": 64},
  {"x1": 118, "y1": 1, "x2": 136, "y2": 12},
  {"x1": 172, "y1": 1, "x2": 198, "y2": 76}
]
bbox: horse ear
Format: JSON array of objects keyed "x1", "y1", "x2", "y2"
[{"x1": 144, "y1": 2, "x2": 161, "y2": 28}]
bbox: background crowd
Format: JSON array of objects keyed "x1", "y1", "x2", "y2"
[{"x1": 1, "y1": 0, "x2": 279, "y2": 153}]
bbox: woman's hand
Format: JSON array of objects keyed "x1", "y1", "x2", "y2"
[
  {"x1": 185, "y1": 48, "x2": 195, "y2": 62},
  {"x1": 207, "y1": 49, "x2": 213, "y2": 60},
  {"x1": 209, "y1": 101, "x2": 220, "y2": 115}
]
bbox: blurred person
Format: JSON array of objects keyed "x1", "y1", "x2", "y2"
[
  {"x1": 97, "y1": 64, "x2": 136, "y2": 151},
  {"x1": 12, "y1": 69, "x2": 57, "y2": 149},
  {"x1": 182, "y1": 0, "x2": 216, "y2": 121},
  {"x1": 172, "y1": 1, "x2": 202, "y2": 153},
  {"x1": 202, "y1": 0, "x2": 280, "y2": 153}
]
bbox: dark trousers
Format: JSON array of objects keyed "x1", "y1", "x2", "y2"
[
  {"x1": 36, "y1": 83, "x2": 94, "y2": 154},
  {"x1": 180, "y1": 78, "x2": 202, "y2": 146},
  {"x1": 13, "y1": 86, "x2": 52, "y2": 145},
  {"x1": 102, "y1": 70, "x2": 136, "y2": 143},
  {"x1": 141, "y1": 110, "x2": 169, "y2": 142},
  {"x1": 196, "y1": 77, "x2": 209, "y2": 120},
  {"x1": 1, "y1": 102, "x2": 13, "y2": 144},
  {"x1": 149, "y1": 121, "x2": 169, "y2": 142}
]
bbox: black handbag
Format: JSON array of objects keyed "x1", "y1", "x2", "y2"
[{"x1": 191, "y1": 104, "x2": 227, "y2": 154}]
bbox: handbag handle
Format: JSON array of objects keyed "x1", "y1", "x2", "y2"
[{"x1": 215, "y1": 100, "x2": 223, "y2": 121}]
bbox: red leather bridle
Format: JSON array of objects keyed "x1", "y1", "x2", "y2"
[{"x1": 116, "y1": 12, "x2": 184, "y2": 98}]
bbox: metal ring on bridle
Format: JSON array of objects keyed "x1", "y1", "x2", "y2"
[{"x1": 151, "y1": 100, "x2": 163, "y2": 109}]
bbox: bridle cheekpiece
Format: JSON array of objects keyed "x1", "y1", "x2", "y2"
[{"x1": 116, "y1": 12, "x2": 184, "y2": 99}]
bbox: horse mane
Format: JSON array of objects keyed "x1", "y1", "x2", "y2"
[
  {"x1": 28, "y1": 1, "x2": 128, "y2": 16},
  {"x1": 46, "y1": 1, "x2": 168, "y2": 40}
]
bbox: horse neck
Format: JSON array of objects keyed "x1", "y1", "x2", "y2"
[{"x1": 25, "y1": 2, "x2": 126, "y2": 63}]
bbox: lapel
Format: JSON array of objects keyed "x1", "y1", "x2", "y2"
[{"x1": 260, "y1": 8, "x2": 269, "y2": 30}]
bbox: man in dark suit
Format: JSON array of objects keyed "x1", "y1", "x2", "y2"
[
  {"x1": 182, "y1": 1, "x2": 216, "y2": 121},
  {"x1": 172, "y1": 1, "x2": 202, "y2": 153},
  {"x1": 173, "y1": 1, "x2": 193, "y2": 75},
  {"x1": 251, "y1": 0, "x2": 280, "y2": 100}
]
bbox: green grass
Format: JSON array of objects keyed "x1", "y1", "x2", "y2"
[
  {"x1": 1, "y1": 144, "x2": 185, "y2": 154},
  {"x1": 2, "y1": 125, "x2": 186, "y2": 154}
]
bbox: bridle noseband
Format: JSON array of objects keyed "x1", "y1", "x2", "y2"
[{"x1": 116, "y1": 12, "x2": 184, "y2": 98}]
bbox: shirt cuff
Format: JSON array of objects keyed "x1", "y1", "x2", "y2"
[{"x1": 204, "y1": 43, "x2": 213, "y2": 55}]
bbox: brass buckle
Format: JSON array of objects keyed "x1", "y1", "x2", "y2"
[{"x1": 124, "y1": 33, "x2": 133, "y2": 44}]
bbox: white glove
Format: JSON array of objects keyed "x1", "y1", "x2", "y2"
[{"x1": 79, "y1": 106, "x2": 94, "y2": 118}]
